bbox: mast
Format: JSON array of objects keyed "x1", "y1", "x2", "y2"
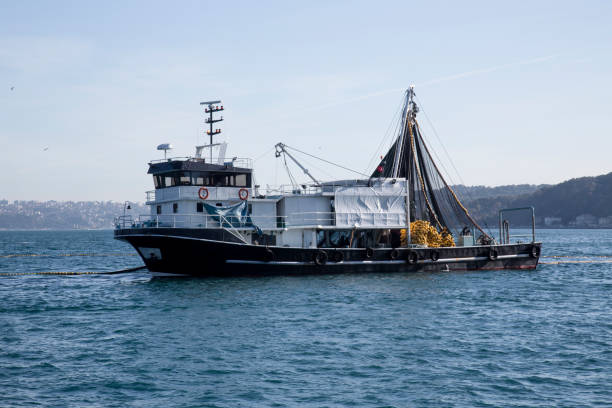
[
  {"x1": 404, "y1": 86, "x2": 418, "y2": 241},
  {"x1": 406, "y1": 85, "x2": 418, "y2": 122},
  {"x1": 391, "y1": 85, "x2": 418, "y2": 178},
  {"x1": 390, "y1": 87, "x2": 417, "y2": 242},
  {"x1": 199, "y1": 100, "x2": 224, "y2": 163}
]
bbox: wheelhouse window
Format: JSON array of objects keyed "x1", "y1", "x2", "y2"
[
  {"x1": 153, "y1": 171, "x2": 251, "y2": 189},
  {"x1": 213, "y1": 174, "x2": 228, "y2": 187},
  {"x1": 191, "y1": 172, "x2": 210, "y2": 186},
  {"x1": 177, "y1": 172, "x2": 190, "y2": 186},
  {"x1": 235, "y1": 174, "x2": 247, "y2": 187}
]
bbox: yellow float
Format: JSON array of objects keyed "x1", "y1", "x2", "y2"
[{"x1": 400, "y1": 220, "x2": 455, "y2": 248}]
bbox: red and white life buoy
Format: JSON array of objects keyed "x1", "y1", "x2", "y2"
[
  {"x1": 238, "y1": 188, "x2": 249, "y2": 200},
  {"x1": 198, "y1": 187, "x2": 209, "y2": 200}
]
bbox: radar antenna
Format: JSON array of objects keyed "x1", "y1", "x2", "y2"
[
  {"x1": 198, "y1": 100, "x2": 224, "y2": 163},
  {"x1": 157, "y1": 143, "x2": 173, "y2": 159}
]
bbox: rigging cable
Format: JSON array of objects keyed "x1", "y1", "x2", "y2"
[
  {"x1": 282, "y1": 152, "x2": 298, "y2": 189},
  {"x1": 253, "y1": 146, "x2": 277, "y2": 163},
  {"x1": 409, "y1": 123, "x2": 442, "y2": 229},
  {"x1": 414, "y1": 95, "x2": 472, "y2": 196},
  {"x1": 282, "y1": 144, "x2": 369, "y2": 178},
  {"x1": 416, "y1": 121, "x2": 491, "y2": 239},
  {"x1": 364, "y1": 95, "x2": 405, "y2": 173},
  {"x1": 274, "y1": 150, "x2": 279, "y2": 189},
  {"x1": 414, "y1": 96, "x2": 462, "y2": 174},
  {"x1": 251, "y1": 147, "x2": 278, "y2": 193},
  {"x1": 414, "y1": 94, "x2": 495, "y2": 238},
  {"x1": 292, "y1": 153, "x2": 338, "y2": 181}
]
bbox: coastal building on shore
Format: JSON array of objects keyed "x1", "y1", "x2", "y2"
[{"x1": 544, "y1": 217, "x2": 562, "y2": 227}]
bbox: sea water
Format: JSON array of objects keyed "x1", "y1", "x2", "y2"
[{"x1": 0, "y1": 229, "x2": 610, "y2": 407}]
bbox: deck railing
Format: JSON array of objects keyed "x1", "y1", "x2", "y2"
[
  {"x1": 148, "y1": 157, "x2": 253, "y2": 168},
  {"x1": 114, "y1": 214, "x2": 269, "y2": 229},
  {"x1": 115, "y1": 211, "x2": 407, "y2": 230},
  {"x1": 265, "y1": 182, "x2": 380, "y2": 195},
  {"x1": 146, "y1": 180, "x2": 402, "y2": 202},
  {"x1": 498, "y1": 207, "x2": 536, "y2": 244}
]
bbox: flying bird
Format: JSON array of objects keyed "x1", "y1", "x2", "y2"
[
  {"x1": 10, "y1": 86, "x2": 14, "y2": 91},
  {"x1": 43, "y1": 147, "x2": 49, "y2": 151}
]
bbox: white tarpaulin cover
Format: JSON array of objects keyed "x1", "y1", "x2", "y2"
[{"x1": 333, "y1": 180, "x2": 407, "y2": 227}]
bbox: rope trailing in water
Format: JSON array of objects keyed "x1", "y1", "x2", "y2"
[
  {"x1": 0, "y1": 265, "x2": 147, "y2": 277},
  {"x1": 0, "y1": 252, "x2": 137, "y2": 259},
  {"x1": 540, "y1": 260, "x2": 612, "y2": 264},
  {"x1": 541, "y1": 255, "x2": 612, "y2": 259}
]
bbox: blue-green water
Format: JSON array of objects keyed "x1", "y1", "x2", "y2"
[{"x1": 0, "y1": 229, "x2": 610, "y2": 407}]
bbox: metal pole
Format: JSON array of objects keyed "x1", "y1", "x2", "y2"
[
  {"x1": 405, "y1": 179, "x2": 410, "y2": 245},
  {"x1": 531, "y1": 207, "x2": 536, "y2": 243},
  {"x1": 499, "y1": 212, "x2": 503, "y2": 245},
  {"x1": 498, "y1": 206, "x2": 537, "y2": 244},
  {"x1": 209, "y1": 105, "x2": 213, "y2": 163}
]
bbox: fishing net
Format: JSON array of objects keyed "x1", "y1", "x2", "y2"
[{"x1": 372, "y1": 106, "x2": 491, "y2": 243}]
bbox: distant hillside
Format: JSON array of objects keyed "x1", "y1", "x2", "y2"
[
  {"x1": 1, "y1": 172, "x2": 611, "y2": 229},
  {"x1": 0, "y1": 200, "x2": 147, "y2": 230},
  {"x1": 453, "y1": 184, "x2": 544, "y2": 201},
  {"x1": 464, "y1": 172, "x2": 612, "y2": 228}
]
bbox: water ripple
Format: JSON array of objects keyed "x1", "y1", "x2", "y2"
[{"x1": 0, "y1": 230, "x2": 611, "y2": 407}]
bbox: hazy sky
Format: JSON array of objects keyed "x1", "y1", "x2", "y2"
[{"x1": 1, "y1": 1, "x2": 611, "y2": 202}]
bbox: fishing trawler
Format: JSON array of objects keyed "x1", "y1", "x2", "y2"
[{"x1": 114, "y1": 89, "x2": 541, "y2": 277}]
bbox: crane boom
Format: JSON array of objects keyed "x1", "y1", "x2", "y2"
[{"x1": 274, "y1": 143, "x2": 320, "y2": 185}]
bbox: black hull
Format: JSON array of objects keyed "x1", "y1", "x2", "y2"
[{"x1": 115, "y1": 228, "x2": 541, "y2": 277}]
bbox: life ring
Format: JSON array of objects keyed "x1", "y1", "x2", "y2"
[
  {"x1": 365, "y1": 247, "x2": 374, "y2": 259},
  {"x1": 430, "y1": 250, "x2": 440, "y2": 262},
  {"x1": 198, "y1": 187, "x2": 209, "y2": 200},
  {"x1": 488, "y1": 248, "x2": 498, "y2": 261},
  {"x1": 530, "y1": 245, "x2": 540, "y2": 258},
  {"x1": 406, "y1": 251, "x2": 418, "y2": 265},
  {"x1": 332, "y1": 251, "x2": 344, "y2": 263},
  {"x1": 314, "y1": 250, "x2": 328, "y2": 265},
  {"x1": 238, "y1": 188, "x2": 249, "y2": 200},
  {"x1": 390, "y1": 248, "x2": 400, "y2": 260}
]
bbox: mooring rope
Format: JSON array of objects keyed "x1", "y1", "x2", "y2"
[{"x1": 0, "y1": 265, "x2": 147, "y2": 277}]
